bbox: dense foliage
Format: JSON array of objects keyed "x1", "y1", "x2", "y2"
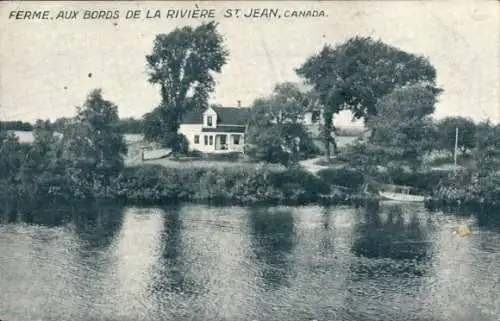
[
  {"x1": 245, "y1": 82, "x2": 321, "y2": 165},
  {"x1": 316, "y1": 167, "x2": 365, "y2": 190},
  {"x1": 436, "y1": 116, "x2": 476, "y2": 156},
  {"x1": 473, "y1": 121, "x2": 500, "y2": 175},
  {"x1": 367, "y1": 85, "x2": 439, "y2": 169},
  {"x1": 0, "y1": 131, "x2": 24, "y2": 199},
  {"x1": 1, "y1": 89, "x2": 127, "y2": 202},
  {"x1": 296, "y1": 36, "x2": 441, "y2": 158},
  {"x1": 117, "y1": 165, "x2": 329, "y2": 205}
]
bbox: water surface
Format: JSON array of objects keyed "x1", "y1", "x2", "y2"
[{"x1": 1, "y1": 203, "x2": 499, "y2": 321}]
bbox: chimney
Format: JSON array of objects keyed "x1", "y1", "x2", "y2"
[{"x1": 237, "y1": 100, "x2": 241, "y2": 108}]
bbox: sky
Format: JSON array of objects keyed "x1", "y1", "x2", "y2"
[{"x1": 0, "y1": 0, "x2": 499, "y2": 126}]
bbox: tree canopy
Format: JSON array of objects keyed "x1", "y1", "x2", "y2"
[
  {"x1": 345, "y1": 84, "x2": 439, "y2": 170},
  {"x1": 437, "y1": 116, "x2": 476, "y2": 156},
  {"x1": 296, "y1": 36, "x2": 441, "y2": 157},
  {"x1": 146, "y1": 21, "x2": 228, "y2": 108},
  {"x1": 59, "y1": 89, "x2": 127, "y2": 195},
  {"x1": 474, "y1": 121, "x2": 500, "y2": 175},
  {"x1": 369, "y1": 84, "x2": 439, "y2": 167}
]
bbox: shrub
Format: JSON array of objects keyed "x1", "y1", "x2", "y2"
[
  {"x1": 317, "y1": 167, "x2": 365, "y2": 190},
  {"x1": 186, "y1": 149, "x2": 204, "y2": 158},
  {"x1": 387, "y1": 166, "x2": 449, "y2": 193},
  {"x1": 431, "y1": 169, "x2": 500, "y2": 207},
  {"x1": 116, "y1": 164, "x2": 327, "y2": 205}
]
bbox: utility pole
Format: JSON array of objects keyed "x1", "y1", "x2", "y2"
[{"x1": 454, "y1": 127, "x2": 458, "y2": 167}]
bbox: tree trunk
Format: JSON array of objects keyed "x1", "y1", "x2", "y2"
[
  {"x1": 323, "y1": 112, "x2": 334, "y2": 162},
  {"x1": 160, "y1": 84, "x2": 168, "y2": 104},
  {"x1": 369, "y1": 127, "x2": 377, "y2": 142},
  {"x1": 331, "y1": 135, "x2": 339, "y2": 155},
  {"x1": 324, "y1": 138, "x2": 331, "y2": 162}
]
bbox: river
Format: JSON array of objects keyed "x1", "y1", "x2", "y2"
[{"x1": 0, "y1": 203, "x2": 499, "y2": 321}]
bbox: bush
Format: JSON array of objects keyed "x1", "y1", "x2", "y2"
[
  {"x1": 317, "y1": 167, "x2": 365, "y2": 190},
  {"x1": 387, "y1": 166, "x2": 449, "y2": 193},
  {"x1": 188, "y1": 149, "x2": 204, "y2": 157},
  {"x1": 115, "y1": 164, "x2": 328, "y2": 205},
  {"x1": 244, "y1": 141, "x2": 291, "y2": 166},
  {"x1": 431, "y1": 170, "x2": 500, "y2": 207}
]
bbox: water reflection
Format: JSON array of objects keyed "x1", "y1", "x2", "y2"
[
  {"x1": 146, "y1": 206, "x2": 203, "y2": 320},
  {"x1": 352, "y1": 203, "x2": 431, "y2": 263},
  {"x1": 0, "y1": 203, "x2": 126, "y2": 321},
  {"x1": 72, "y1": 204, "x2": 125, "y2": 251},
  {"x1": 342, "y1": 203, "x2": 432, "y2": 320},
  {"x1": 318, "y1": 206, "x2": 335, "y2": 255},
  {"x1": 1, "y1": 203, "x2": 499, "y2": 321},
  {"x1": 149, "y1": 206, "x2": 199, "y2": 295},
  {"x1": 248, "y1": 207, "x2": 296, "y2": 290},
  {"x1": 71, "y1": 205, "x2": 124, "y2": 320}
]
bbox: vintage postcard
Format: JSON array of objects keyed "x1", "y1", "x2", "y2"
[{"x1": 1, "y1": 1, "x2": 499, "y2": 321}]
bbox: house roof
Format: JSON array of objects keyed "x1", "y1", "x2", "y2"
[
  {"x1": 201, "y1": 125, "x2": 246, "y2": 133},
  {"x1": 182, "y1": 106, "x2": 250, "y2": 125},
  {"x1": 212, "y1": 107, "x2": 250, "y2": 126},
  {"x1": 182, "y1": 110, "x2": 203, "y2": 124}
]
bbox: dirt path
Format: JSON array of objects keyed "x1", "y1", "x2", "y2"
[{"x1": 298, "y1": 157, "x2": 330, "y2": 175}]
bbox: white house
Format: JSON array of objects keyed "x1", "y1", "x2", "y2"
[{"x1": 179, "y1": 104, "x2": 250, "y2": 153}]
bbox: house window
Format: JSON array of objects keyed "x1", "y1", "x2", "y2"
[
  {"x1": 204, "y1": 135, "x2": 208, "y2": 145},
  {"x1": 233, "y1": 135, "x2": 240, "y2": 145},
  {"x1": 209, "y1": 135, "x2": 213, "y2": 145},
  {"x1": 311, "y1": 111, "x2": 320, "y2": 123},
  {"x1": 194, "y1": 135, "x2": 200, "y2": 144},
  {"x1": 207, "y1": 116, "x2": 213, "y2": 127}
]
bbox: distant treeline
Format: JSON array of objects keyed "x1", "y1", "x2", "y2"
[
  {"x1": 115, "y1": 117, "x2": 145, "y2": 134},
  {"x1": 0, "y1": 121, "x2": 34, "y2": 131},
  {"x1": 0, "y1": 117, "x2": 145, "y2": 134}
]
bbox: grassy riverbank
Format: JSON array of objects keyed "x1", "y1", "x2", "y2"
[
  {"x1": 118, "y1": 164, "x2": 327, "y2": 205},
  {"x1": 2, "y1": 146, "x2": 497, "y2": 209},
  {"x1": 3, "y1": 160, "x2": 381, "y2": 207}
]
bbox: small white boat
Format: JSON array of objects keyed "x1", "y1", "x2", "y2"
[{"x1": 378, "y1": 185, "x2": 425, "y2": 202}]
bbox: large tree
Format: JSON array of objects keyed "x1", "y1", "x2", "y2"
[
  {"x1": 365, "y1": 84, "x2": 439, "y2": 169},
  {"x1": 145, "y1": 22, "x2": 228, "y2": 151},
  {"x1": 296, "y1": 36, "x2": 441, "y2": 158},
  {"x1": 60, "y1": 89, "x2": 127, "y2": 197},
  {"x1": 18, "y1": 120, "x2": 65, "y2": 198},
  {"x1": 245, "y1": 82, "x2": 320, "y2": 165}
]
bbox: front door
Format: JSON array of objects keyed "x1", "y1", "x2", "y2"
[{"x1": 220, "y1": 135, "x2": 227, "y2": 150}]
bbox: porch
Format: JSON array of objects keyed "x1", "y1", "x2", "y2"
[{"x1": 213, "y1": 133, "x2": 244, "y2": 152}]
